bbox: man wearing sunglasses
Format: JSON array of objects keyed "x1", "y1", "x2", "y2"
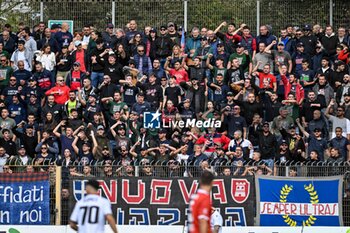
[{"x1": 45, "y1": 76, "x2": 70, "y2": 105}]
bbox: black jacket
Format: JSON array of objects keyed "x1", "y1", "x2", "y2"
[{"x1": 155, "y1": 35, "x2": 173, "y2": 58}]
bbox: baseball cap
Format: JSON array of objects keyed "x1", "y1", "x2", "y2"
[
  {"x1": 158, "y1": 128, "x2": 167, "y2": 134},
  {"x1": 303, "y1": 24, "x2": 312, "y2": 31},
  {"x1": 281, "y1": 140, "x2": 288, "y2": 145},
  {"x1": 150, "y1": 28, "x2": 157, "y2": 33},
  {"x1": 217, "y1": 41, "x2": 224, "y2": 46},
  {"x1": 18, "y1": 145, "x2": 25, "y2": 150},
  {"x1": 107, "y1": 23, "x2": 114, "y2": 29},
  {"x1": 237, "y1": 42, "x2": 244, "y2": 48},
  {"x1": 277, "y1": 41, "x2": 284, "y2": 46},
  {"x1": 51, "y1": 24, "x2": 60, "y2": 30},
  {"x1": 102, "y1": 145, "x2": 109, "y2": 150},
  {"x1": 160, "y1": 25, "x2": 167, "y2": 30},
  {"x1": 227, "y1": 91, "x2": 234, "y2": 96},
  {"x1": 183, "y1": 98, "x2": 191, "y2": 103},
  {"x1": 313, "y1": 128, "x2": 321, "y2": 132},
  {"x1": 289, "y1": 124, "x2": 296, "y2": 129},
  {"x1": 74, "y1": 40, "x2": 82, "y2": 47},
  {"x1": 296, "y1": 42, "x2": 304, "y2": 47},
  {"x1": 167, "y1": 22, "x2": 175, "y2": 27},
  {"x1": 28, "y1": 77, "x2": 36, "y2": 82},
  {"x1": 117, "y1": 124, "x2": 126, "y2": 130},
  {"x1": 89, "y1": 93, "x2": 97, "y2": 98},
  {"x1": 97, "y1": 125, "x2": 104, "y2": 130},
  {"x1": 73, "y1": 61, "x2": 81, "y2": 66},
  {"x1": 344, "y1": 92, "x2": 350, "y2": 97},
  {"x1": 82, "y1": 142, "x2": 91, "y2": 147},
  {"x1": 263, "y1": 121, "x2": 270, "y2": 126}
]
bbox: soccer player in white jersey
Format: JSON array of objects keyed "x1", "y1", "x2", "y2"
[
  {"x1": 210, "y1": 207, "x2": 223, "y2": 233},
  {"x1": 69, "y1": 180, "x2": 118, "y2": 233}
]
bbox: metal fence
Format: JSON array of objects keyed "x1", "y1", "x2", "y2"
[
  {"x1": 3, "y1": 162, "x2": 350, "y2": 225},
  {"x1": 2, "y1": 0, "x2": 349, "y2": 35},
  {"x1": 2, "y1": 164, "x2": 61, "y2": 225}
]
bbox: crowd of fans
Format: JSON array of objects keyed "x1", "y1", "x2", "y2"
[{"x1": 0, "y1": 19, "x2": 349, "y2": 178}]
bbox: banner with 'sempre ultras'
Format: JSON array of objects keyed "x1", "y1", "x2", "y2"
[
  {"x1": 255, "y1": 175, "x2": 343, "y2": 226},
  {"x1": 70, "y1": 176, "x2": 255, "y2": 226}
]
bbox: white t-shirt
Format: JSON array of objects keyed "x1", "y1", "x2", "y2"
[
  {"x1": 70, "y1": 194, "x2": 112, "y2": 233},
  {"x1": 329, "y1": 115, "x2": 350, "y2": 139},
  {"x1": 11, "y1": 50, "x2": 30, "y2": 71},
  {"x1": 210, "y1": 210, "x2": 223, "y2": 233}
]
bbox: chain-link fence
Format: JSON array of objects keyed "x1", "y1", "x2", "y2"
[{"x1": 2, "y1": 0, "x2": 349, "y2": 35}]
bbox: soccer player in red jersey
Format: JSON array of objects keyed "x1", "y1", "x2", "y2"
[{"x1": 188, "y1": 170, "x2": 215, "y2": 233}]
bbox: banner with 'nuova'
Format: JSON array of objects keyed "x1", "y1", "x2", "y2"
[
  {"x1": 70, "y1": 176, "x2": 255, "y2": 226},
  {"x1": 255, "y1": 175, "x2": 343, "y2": 226},
  {"x1": 0, "y1": 172, "x2": 50, "y2": 225}
]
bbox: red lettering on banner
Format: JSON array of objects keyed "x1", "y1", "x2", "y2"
[
  {"x1": 178, "y1": 180, "x2": 199, "y2": 204},
  {"x1": 98, "y1": 180, "x2": 117, "y2": 204},
  {"x1": 212, "y1": 179, "x2": 227, "y2": 204},
  {"x1": 331, "y1": 204, "x2": 336, "y2": 215},
  {"x1": 150, "y1": 179, "x2": 172, "y2": 204},
  {"x1": 121, "y1": 179, "x2": 145, "y2": 204}
]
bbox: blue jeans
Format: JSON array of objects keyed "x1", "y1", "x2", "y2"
[{"x1": 91, "y1": 72, "x2": 104, "y2": 88}]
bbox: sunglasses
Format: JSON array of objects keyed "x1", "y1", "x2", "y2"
[
  {"x1": 41, "y1": 147, "x2": 47, "y2": 149},
  {"x1": 10, "y1": 79, "x2": 16, "y2": 81},
  {"x1": 138, "y1": 50, "x2": 144, "y2": 52},
  {"x1": 1, "y1": 60, "x2": 6, "y2": 62}
]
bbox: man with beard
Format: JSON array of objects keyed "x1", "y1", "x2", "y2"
[
  {"x1": 280, "y1": 124, "x2": 306, "y2": 163},
  {"x1": 214, "y1": 22, "x2": 241, "y2": 55},
  {"x1": 77, "y1": 78, "x2": 95, "y2": 105},
  {"x1": 313, "y1": 74, "x2": 334, "y2": 106},
  {"x1": 336, "y1": 75, "x2": 350, "y2": 105},
  {"x1": 33, "y1": 62, "x2": 54, "y2": 93},
  {"x1": 102, "y1": 91, "x2": 129, "y2": 121},
  {"x1": 110, "y1": 123, "x2": 131, "y2": 155},
  {"x1": 72, "y1": 137, "x2": 95, "y2": 164},
  {"x1": 82, "y1": 93, "x2": 101, "y2": 123},
  {"x1": 299, "y1": 24, "x2": 318, "y2": 56},
  {"x1": 257, "y1": 122, "x2": 277, "y2": 168},
  {"x1": 301, "y1": 91, "x2": 325, "y2": 126},
  {"x1": 234, "y1": 92, "x2": 262, "y2": 125},
  {"x1": 21, "y1": 77, "x2": 43, "y2": 103},
  {"x1": 271, "y1": 106, "x2": 294, "y2": 140},
  {"x1": 325, "y1": 99, "x2": 350, "y2": 140},
  {"x1": 41, "y1": 94, "x2": 63, "y2": 123},
  {"x1": 89, "y1": 38, "x2": 108, "y2": 87},
  {"x1": 136, "y1": 73, "x2": 163, "y2": 111},
  {"x1": 167, "y1": 22, "x2": 180, "y2": 45},
  {"x1": 332, "y1": 61, "x2": 347, "y2": 91}
]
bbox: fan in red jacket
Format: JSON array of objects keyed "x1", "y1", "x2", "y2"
[
  {"x1": 281, "y1": 73, "x2": 304, "y2": 105},
  {"x1": 195, "y1": 127, "x2": 230, "y2": 153},
  {"x1": 45, "y1": 76, "x2": 70, "y2": 105}
]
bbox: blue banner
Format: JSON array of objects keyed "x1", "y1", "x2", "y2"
[
  {"x1": 256, "y1": 175, "x2": 343, "y2": 226},
  {"x1": 0, "y1": 173, "x2": 50, "y2": 225}
]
